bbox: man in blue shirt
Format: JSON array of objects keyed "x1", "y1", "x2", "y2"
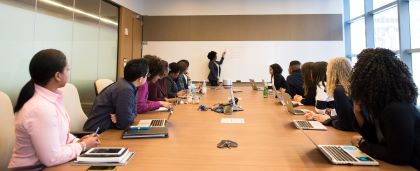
[
  {"x1": 84, "y1": 59, "x2": 149, "y2": 133},
  {"x1": 286, "y1": 60, "x2": 304, "y2": 98}
]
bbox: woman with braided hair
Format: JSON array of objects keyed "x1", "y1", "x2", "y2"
[{"x1": 349, "y1": 48, "x2": 420, "y2": 169}]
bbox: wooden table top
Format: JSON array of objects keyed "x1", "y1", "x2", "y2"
[{"x1": 46, "y1": 87, "x2": 415, "y2": 171}]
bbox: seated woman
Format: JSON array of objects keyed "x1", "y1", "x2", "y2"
[
  {"x1": 136, "y1": 55, "x2": 173, "y2": 114},
  {"x1": 350, "y1": 48, "x2": 419, "y2": 169},
  {"x1": 177, "y1": 59, "x2": 190, "y2": 90},
  {"x1": 151, "y1": 60, "x2": 177, "y2": 103},
  {"x1": 8, "y1": 49, "x2": 99, "y2": 169},
  {"x1": 165, "y1": 62, "x2": 186, "y2": 98},
  {"x1": 312, "y1": 61, "x2": 334, "y2": 114},
  {"x1": 269, "y1": 63, "x2": 287, "y2": 92},
  {"x1": 293, "y1": 62, "x2": 316, "y2": 105},
  {"x1": 305, "y1": 57, "x2": 358, "y2": 131}
]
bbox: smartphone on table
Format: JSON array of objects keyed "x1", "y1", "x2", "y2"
[{"x1": 86, "y1": 166, "x2": 116, "y2": 171}]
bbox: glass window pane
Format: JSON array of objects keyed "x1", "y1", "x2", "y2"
[
  {"x1": 412, "y1": 53, "x2": 420, "y2": 103},
  {"x1": 374, "y1": 7, "x2": 399, "y2": 51},
  {"x1": 351, "y1": 18, "x2": 366, "y2": 55},
  {"x1": 0, "y1": 0, "x2": 36, "y2": 104},
  {"x1": 374, "y1": 0, "x2": 396, "y2": 9},
  {"x1": 98, "y1": 1, "x2": 118, "y2": 81},
  {"x1": 411, "y1": 0, "x2": 420, "y2": 48},
  {"x1": 350, "y1": 0, "x2": 365, "y2": 19},
  {"x1": 72, "y1": 0, "x2": 100, "y2": 105},
  {"x1": 35, "y1": 0, "x2": 73, "y2": 61}
]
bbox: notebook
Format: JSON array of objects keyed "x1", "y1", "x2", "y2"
[
  {"x1": 249, "y1": 79, "x2": 263, "y2": 91},
  {"x1": 293, "y1": 120, "x2": 327, "y2": 130},
  {"x1": 152, "y1": 107, "x2": 169, "y2": 112},
  {"x1": 136, "y1": 110, "x2": 173, "y2": 128},
  {"x1": 301, "y1": 130, "x2": 379, "y2": 166},
  {"x1": 76, "y1": 147, "x2": 132, "y2": 163},
  {"x1": 122, "y1": 127, "x2": 169, "y2": 139}
]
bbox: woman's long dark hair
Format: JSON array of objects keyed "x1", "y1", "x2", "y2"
[
  {"x1": 350, "y1": 48, "x2": 418, "y2": 118},
  {"x1": 312, "y1": 61, "x2": 327, "y2": 87},
  {"x1": 270, "y1": 63, "x2": 283, "y2": 82},
  {"x1": 14, "y1": 49, "x2": 67, "y2": 113},
  {"x1": 301, "y1": 62, "x2": 314, "y2": 96}
]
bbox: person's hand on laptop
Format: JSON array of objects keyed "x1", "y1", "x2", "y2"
[
  {"x1": 293, "y1": 95, "x2": 303, "y2": 103},
  {"x1": 304, "y1": 111, "x2": 316, "y2": 120},
  {"x1": 313, "y1": 114, "x2": 330, "y2": 122},
  {"x1": 165, "y1": 98, "x2": 178, "y2": 103},
  {"x1": 177, "y1": 90, "x2": 186, "y2": 97},
  {"x1": 160, "y1": 101, "x2": 174, "y2": 109},
  {"x1": 110, "y1": 113, "x2": 117, "y2": 124},
  {"x1": 351, "y1": 135, "x2": 363, "y2": 147}
]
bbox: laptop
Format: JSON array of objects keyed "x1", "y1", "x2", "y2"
[
  {"x1": 283, "y1": 94, "x2": 306, "y2": 115},
  {"x1": 137, "y1": 110, "x2": 173, "y2": 128},
  {"x1": 249, "y1": 79, "x2": 263, "y2": 91},
  {"x1": 301, "y1": 130, "x2": 379, "y2": 166},
  {"x1": 293, "y1": 120, "x2": 327, "y2": 130}
]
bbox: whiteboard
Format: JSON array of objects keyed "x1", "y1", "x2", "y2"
[{"x1": 142, "y1": 41, "x2": 344, "y2": 82}]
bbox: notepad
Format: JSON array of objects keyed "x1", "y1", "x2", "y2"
[{"x1": 221, "y1": 118, "x2": 245, "y2": 124}]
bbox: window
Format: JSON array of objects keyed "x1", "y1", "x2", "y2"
[
  {"x1": 0, "y1": 0, "x2": 118, "y2": 106},
  {"x1": 373, "y1": 0, "x2": 396, "y2": 9},
  {"x1": 351, "y1": 18, "x2": 366, "y2": 55},
  {"x1": 412, "y1": 53, "x2": 420, "y2": 102},
  {"x1": 410, "y1": 0, "x2": 420, "y2": 48},
  {"x1": 350, "y1": 0, "x2": 365, "y2": 18},
  {"x1": 374, "y1": 7, "x2": 399, "y2": 51}
]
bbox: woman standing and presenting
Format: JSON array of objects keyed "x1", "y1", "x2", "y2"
[
  {"x1": 207, "y1": 51, "x2": 225, "y2": 86},
  {"x1": 8, "y1": 49, "x2": 99, "y2": 169}
]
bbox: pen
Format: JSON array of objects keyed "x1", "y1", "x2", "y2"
[{"x1": 93, "y1": 126, "x2": 100, "y2": 137}]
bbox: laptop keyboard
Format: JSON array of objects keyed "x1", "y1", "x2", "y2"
[
  {"x1": 296, "y1": 120, "x2": 313, "y2": 128},
  {"x1": 294, "y1": 109, "x2": 305, "y2": 114},
  {"x1": 321, "y1": 146, "x2": 357, "y2": 162},
  {"x1": 150, "y1": 119, "x2": 164, "y2": 127}
]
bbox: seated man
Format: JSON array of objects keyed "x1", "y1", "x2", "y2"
[
  {"x1": 83, "y1": 59, "x2": 148, "y2": 133},
  {"x1": 286, "y1": 60, "x2": 304, "y2": 98}
]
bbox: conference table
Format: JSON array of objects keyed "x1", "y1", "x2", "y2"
[{"x1": 47, "y1": 87, "x2": 415, "y2": 171}]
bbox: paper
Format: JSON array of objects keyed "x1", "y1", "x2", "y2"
[{"x1": 221, "y1": 118, "x2": 245, "y2": 124}]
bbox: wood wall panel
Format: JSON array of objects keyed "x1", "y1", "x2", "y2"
[
  {"x1": 117, "y1": 7, "x2": 142, "y2": 78},
  {"x1": 132, "y1": 15, "x2": 142, "y2": 59},
  {"x1": 143, "y1": 14, "x2": 342, "y2": 41}
]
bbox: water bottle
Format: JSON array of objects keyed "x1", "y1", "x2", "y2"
[
  {"x1": 263, "y1": 81, "x2": 268, "y2": 98},
  {"x1": 201, "y1": 80, "x2": 207, "y2": 94},
  {"x1": 191, "y1": 83, "x2": 196, "y2": 94}
]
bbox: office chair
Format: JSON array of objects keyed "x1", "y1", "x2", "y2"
[
  {"x1": 0, "y1": 91, "x2": 15, "y2": 170},
  {"x1": 60, "y1": 83, "x2": 89, "y2": 136},
  {"x1": 94, "y1": 79, "x2": 114, "y2": 95}
]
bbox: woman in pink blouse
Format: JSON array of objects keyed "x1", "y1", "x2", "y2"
[{"x1": 8, "y1": 49, "x2": 100, "y2": 169}]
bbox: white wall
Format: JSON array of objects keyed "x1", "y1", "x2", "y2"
[
  {"x1": 112, "y1": 0, "x2": 345, "y2": 82},
  {"x1": 142, "y1": 0, "x2": 342, "y2": 16},
  {"x1": 112, "y1": 0, "x2": 342, "y2": 16},
  {"x1": 143, "y1": 41, "x2": 344, "y2": 82},
  {"x1": 110, "y1": 0, "x2": 144, "y2": 15}
]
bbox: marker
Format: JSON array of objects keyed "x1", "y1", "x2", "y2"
[{"x1": 93, "y1": 126, "x2": 100, "y2": 137}]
